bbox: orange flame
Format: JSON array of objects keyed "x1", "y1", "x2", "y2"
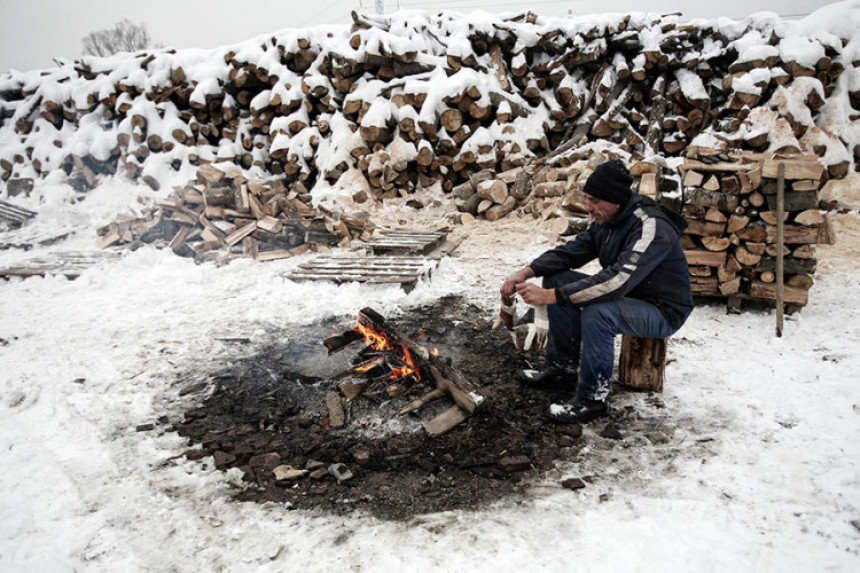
[{"x1": 352, "y1": 317, "x2": 420, "y2": 381}]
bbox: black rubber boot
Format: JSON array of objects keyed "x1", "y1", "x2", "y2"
[
  {"x1": 516, "y1": 366, "x2": 577, "y2": 388},
  {"x1": 547, "y1": 397, "x2": 608, "y2": 424}
]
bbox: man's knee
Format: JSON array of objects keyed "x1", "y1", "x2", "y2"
[{"x1": 582, "y1": 302, "x2": 619, "y2": 330}]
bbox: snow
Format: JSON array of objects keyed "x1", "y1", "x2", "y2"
[
  {"x1": 1, "y1": 169, "x2": 859, "y2": 571},
  {"x1": 1, "y1": 3, "x2": 860, "y2": 570}
]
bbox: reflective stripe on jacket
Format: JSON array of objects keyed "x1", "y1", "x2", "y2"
[{"x1": 529, "y1": 194, "x2": 694, "y2": 330}]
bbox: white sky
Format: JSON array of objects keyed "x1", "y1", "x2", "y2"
[{"x1": 0, "y1": 0, "x2": 841, "y2": 73}]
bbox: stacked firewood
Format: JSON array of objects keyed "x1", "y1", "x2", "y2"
[
  {"x1": 96, "y1": 164, "x2": 373, "y2": 262},
  {"x1": 0, "y1": 10, "x2": 855, "y2": 200},
  {"x1": 678, "y1": 149, "x2": 834, "y2": 310}
]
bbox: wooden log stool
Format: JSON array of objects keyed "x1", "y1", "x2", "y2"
[{"x1": 618, "y1": 335, "x2": 668, "y2": 392}]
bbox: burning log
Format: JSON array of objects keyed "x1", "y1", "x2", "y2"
[{"x1": 324, "y1": 307, "x2": 483, "y2": 436}]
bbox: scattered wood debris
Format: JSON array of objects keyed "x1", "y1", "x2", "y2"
[{"x1": 95, "y1": 164, "x2": 374, "y2": 263}]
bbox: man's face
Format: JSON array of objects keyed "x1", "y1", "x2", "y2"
[{"x1": 584, "y1": 193, "x2": 622, "y2": 224}]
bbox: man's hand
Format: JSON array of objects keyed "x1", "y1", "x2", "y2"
[
  {"x1": 515, "y1": 282, "x2": 557, "y2": 306},
  {"x1": 500, "y1": 267, "x2": 534, "y2": 299}
]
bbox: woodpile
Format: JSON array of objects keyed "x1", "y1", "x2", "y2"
[
  {"x1": 0, "y1": 9, "x2": 855, "y2": 205},
  {"x1": 678, "y1": 149, "x2": 834, "y2": 311},
  {"x1": 450, "y1": 159, "x2": 593, "y2": 232},
  {"x1": 96, "y1": 163, "x2": 374, "y2": 262}
]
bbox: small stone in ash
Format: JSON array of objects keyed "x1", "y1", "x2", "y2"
[
  {"x1": 497, "y1": 455, "x2": 532, "y2": 473},
  {"x1": 309, "y1": 468, "x2": 329, "y2": 480},
  {"x1": 135, "y1": 423, "x2": 155, "y2": 432},
  {"x1": 183, "y1": 449, "x2": 207, "y2": 461},
  {"x1": 600, "y1": 424, "x2": 624, "y2": 440},
  {"x1": 561, "y1": 477, "x2": 586, "y2": 490},
  {"x1": 328, "y1": 463, "x2": 354, "y2": 482},
  {"x1": 352, "y1": 449, "x2": 371, "y2": 465},
  {"x1": 554, "y1": 424, "x2": 583, "y2": 438},
  {"x1": 305, "y1": 459, "x2": 326, "y2": 470},
  {"x1": 213, "y1": 451, "x2": 236, "y2": 469},
  {"x1": 273, "y1": 465, "x2": 308, "y2": 481}
]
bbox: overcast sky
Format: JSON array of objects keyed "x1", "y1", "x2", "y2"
[{"x1": 0, "y1": 0, "x2": 842, "y2": 73}]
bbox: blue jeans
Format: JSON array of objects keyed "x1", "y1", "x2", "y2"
[{"x1": 543, "y1": 271, "x2": 678, "y2": 401}]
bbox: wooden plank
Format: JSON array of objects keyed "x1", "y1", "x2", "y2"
[
  {"x1": 684, "y1": 250, "x2": 727, "y2": 267},
  {"x1": 682, "y1": 158, "x2": 759, "y2": 173},
  {"x1": 422, "y1": 404, "x2": 469, "y2": 438},
  {"x1": 762, "y1": 159, "x2": 823, "y2": 180},
  {"x1": 749, "y1": 280, "x2": 808, "y2": 305},
  {"x1": 0, "y1": 250, "x2": 123, "y2": 279}
]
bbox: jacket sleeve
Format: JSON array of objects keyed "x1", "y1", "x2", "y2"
[
  {"x1": 528, "y1": 226, "x2": 599, "y2": 277},
  {"x1": 556, "y1": 210, "x2": 674, "y2": 306}
]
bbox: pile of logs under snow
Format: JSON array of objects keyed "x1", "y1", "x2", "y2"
[
  {"x1": 97, "y1": 164, "x2": 373, "y2": 262},
  {"x1": 678, "y1": 150, "x2": 834, "y2": 310},
  {"x1": 1, "y1": 9, "x2": 856, "y2": 202}
]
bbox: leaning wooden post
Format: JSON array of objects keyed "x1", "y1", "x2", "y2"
[{"x1": 776, "y1": 162, "x2": 785, "y2": 337}]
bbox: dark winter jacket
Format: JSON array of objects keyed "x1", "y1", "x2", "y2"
[{"x1": 529, "y1": 194, "x2": 694, "y2": 330}]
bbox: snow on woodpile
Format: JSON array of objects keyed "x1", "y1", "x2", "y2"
[{"x1": 0, "y1": 5, "x2": 858, "y2": 208}]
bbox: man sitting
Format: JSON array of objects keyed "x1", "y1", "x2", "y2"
[{"x1": 500, "y1": 159, "x2": 693, "y2": 423}]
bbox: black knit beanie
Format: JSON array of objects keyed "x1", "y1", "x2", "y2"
[{"x1": 583, "y1": 159, "x2": 633, "y2": 205}]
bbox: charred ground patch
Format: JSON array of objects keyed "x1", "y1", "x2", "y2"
[{"x1": 171, "y1": 296, "x2": 689, "y2": 520}]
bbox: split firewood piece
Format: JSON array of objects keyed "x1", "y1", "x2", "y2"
[
  {"x1": 326, "y1": 391, "x2": 346, "y2": 428},
  {"x1": 427, "y1": 364, "x2": 480, "y2": 414},
  {"x1": 701, "y1": 236, "x2": 731, "y2": 251},
  {"x1": 422, "y1": 404, "x2": 469, "y2": 438},
  {"x1": 338, "y1": 379, "x2": 366, "y2": 401},
  {"x1": 703, "y1": 175, "x2": 721, "y2": 191},
  {"x1": 399, "y1": 387, "x2": 446, "y2": 415},
  {"x1": 682, "y1": 169, "x2": 703, "y2": 187},
  {"x1": 476, "y1": 179, "x2": 508, "y2": 204},
  {"x1": 704, "y1": 206, "x2": 727, "y2": 223},
  {"x1": 683, "y1": 250, "x2": 727, "y2": 267},
  {"x1": 727, "y1": 214, "x2": 749, "y2": 234},
  {"x1": 638, "y1": 172, "x2": 657, "y2": 198},
  {"x1": 794, "y1": 209, "x2": 824, "y2": 226}
]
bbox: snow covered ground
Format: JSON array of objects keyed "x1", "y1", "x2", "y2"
[{"x1": 1, "y1": 173, "x2": 858, "y2": 571}]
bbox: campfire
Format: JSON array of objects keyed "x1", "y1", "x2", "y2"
[{"x1": 324, "y1": 307, "x2": 483, "y2": 436}]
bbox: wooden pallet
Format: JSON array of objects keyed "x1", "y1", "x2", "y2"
[
  {"x1": 287, "y1": 255, "x2": 437, "y2": 290},
  {"x1": 367, "y1": 229, "x2": 447, "y2": 255},
  {"x1": 0, "y1": 226, "x2": 74, "y2": 250},
  {"x1": 0, "y1": 199, "x2": 37, "y2": 227},
  {"x1": 0, "y1": 250, "x2": 124, "y2": 279}
]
